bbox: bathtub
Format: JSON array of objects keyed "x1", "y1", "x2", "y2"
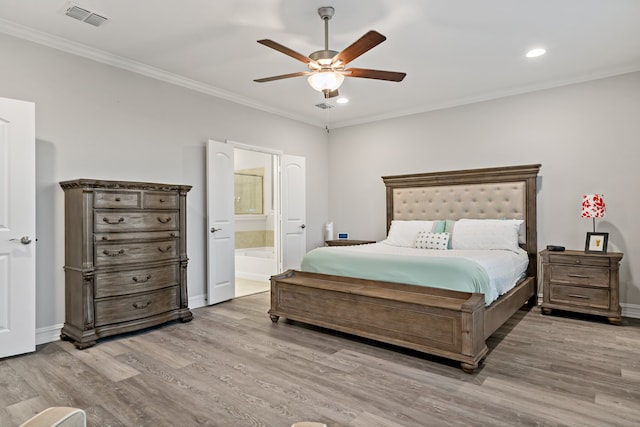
[{"x1": 235, "y1": 247, "x2": 276, "y2": 281}]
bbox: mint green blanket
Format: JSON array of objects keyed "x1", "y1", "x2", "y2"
[{"x1": 301, "y1": 247, "x2": 492, "y2": 304}]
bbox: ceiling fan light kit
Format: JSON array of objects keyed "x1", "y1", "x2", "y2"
[
  {"x1": 308, "y1": 71, "x2": 345, "y2": 94},
  {"x1": 255, "y1": 6, "x2": 406, "y2": 98}
]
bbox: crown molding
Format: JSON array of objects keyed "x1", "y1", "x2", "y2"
[{"x1": 0, "y1": 18, "x2": 324, "y2": 128}]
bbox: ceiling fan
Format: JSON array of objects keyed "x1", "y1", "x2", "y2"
[{"x1": 254, "y1": 6, "x2": 406, "y2": 98}]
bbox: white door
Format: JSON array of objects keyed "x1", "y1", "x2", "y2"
[
  {"x1": 206, "y1": 140, "x2": 235, "y2": 305},
  {"x1": 282, "y1": 155, "x2": 306, "y2": 271},
  {"x1": 0, "y1": 97, "x2": 36, "y2": 358}
]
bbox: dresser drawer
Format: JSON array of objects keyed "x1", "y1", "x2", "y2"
[
  {"x1": 94, "y1": 286, "x2": 179, "y2": 327},
  {"x1": 143, "y1": 192, "x2": 179, "y2": 209},
  {"x1": 95, "y1": 264, "x2": 179, "y2": 298},
  {"x1": 94, "y1": 211, "x2": 178, "y2": 233},
  {"x1": 95, "y1": 240, "x2": 178, "y2": 266},
  {"x1": 549, "y1": 265, "x2": 609, "y2": 288},
  {"x1": 95, "y1": 230, "x2": 179, "y2": 242},
  {"x1": 94, "y1": 190, "x2": 141, "y2": 209},
  {"x1": 549, "y1": 284, "x2": 609, "y2": 309}
]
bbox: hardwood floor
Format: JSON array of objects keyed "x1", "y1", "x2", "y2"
[{"x1": 1, "y1": 291, "x2": 639, "y2": 426}]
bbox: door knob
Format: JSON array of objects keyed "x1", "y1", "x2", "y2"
[
  {"x1": 210, "y1": 227, "x2": 222, "y2": 233},
  {"x1": 9, "y1": 236, "x2": 32, "y2": 244},
  {"x1": 300, "y1": 224, "x2": 306, "y2": 229}
]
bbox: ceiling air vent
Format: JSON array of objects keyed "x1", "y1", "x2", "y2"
[
  {"x1": 65, "y1": 4, "x2": 109, "y2": 27},
  {"x1": 315, "y1": 102, "x2": 334, "y2": 110}
]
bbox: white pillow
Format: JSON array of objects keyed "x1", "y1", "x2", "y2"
[
  {"x1": 451, "y1": 219, "x2": 524, "y2": 252},
  {"x1": 383, "y1": 220, "x2": 435, "y2": 247},
  {"x1": 415, "y1": 231, "x2": 450, "y2": 250}
]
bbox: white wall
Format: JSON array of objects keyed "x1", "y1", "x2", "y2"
[
  {"x1": 3, "y1": 29, "x2": 639, "y2": 341},
  {"x1": 0, "y1": 33, "x2": 329, "y2": 339},
  {"x1": 328, "y1": 71, "x2": 640, "y2": 314}
]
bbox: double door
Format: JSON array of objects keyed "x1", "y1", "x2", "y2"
[{"x1": 206, "y1": 140, "x2": 306, "y2": 305}]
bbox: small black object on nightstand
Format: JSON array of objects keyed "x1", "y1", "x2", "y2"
[{"x1": 546, "y1": 245, "x2": 565, "y2": 251}]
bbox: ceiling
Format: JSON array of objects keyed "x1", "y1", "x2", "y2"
[{"x1": 1, "y1": 0, "x2": 640, "y2": 129}]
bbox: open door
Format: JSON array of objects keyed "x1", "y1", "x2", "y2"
[
  {"x1": 206, "y1": 140, "x2": 235, "y2": 305},
  {"x1": 206, "y1": 143, "x2": 306, "y2": 304},
  {"x1": 0, "y1": 97, "x2": 36, "y2": 358},
  {"x1": 282, "y1": 155, "x2": 306, "y2": 270}
]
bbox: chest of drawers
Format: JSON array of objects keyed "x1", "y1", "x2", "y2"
[
  {"x1": 540, "y1": 249, "x2": 623, "y2": 324},
  {"x1": 59, "y1": 179, "x2": 192, "y2": 348}
]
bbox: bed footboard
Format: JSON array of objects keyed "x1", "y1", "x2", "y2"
[{"x1": 269, "y1": 270, "x2": 488, "y2": 373}]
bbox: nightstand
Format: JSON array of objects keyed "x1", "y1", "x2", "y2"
[
  {"x1": 325, "y1": 239, "x2": 376, "y2": 247},
  {"x1": 540, "y1": 249, "x2": 623, "y2": 324}
]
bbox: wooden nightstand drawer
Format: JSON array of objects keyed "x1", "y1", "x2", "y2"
[
  {"x1": 549, "y1": 284, "x2": 609, "y2": 309},
  {"x1": 549, "y1": 265, "x2": 609, "y2": 288},
  {"x1": 548, "y1": 253, "x2": 611, "y2": 267}
]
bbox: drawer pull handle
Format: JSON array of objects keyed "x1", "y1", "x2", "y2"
[
  {"x1": 157, "y1": 217, "x2": 172, "y2": 224},
  {"x1": 568, "y1": 274, "x2": 590, "y2": 279},
  {"x1": 158, "y1": 245, "x2": 172, "y2": 253},
  {"x1": 103, "y1": 217, "x2": 125, "y2": 225},
  {"x1": 103, "y1": 249, "x2": 125, "y2": 257},
  {"x1": 101, "y1": 236, "x2": 109, "y2": 241},
  {"x1": 132, "y1": 301, "x2": 151, "y2": 309},
  {"x1": 568, "y1": 294, "x2": 589, "y2": 299},
  {"x1": 159, "y1": 198, "x2": 166, "y2": 203},
  {"x1": 115, "y1": 197, "x2": 121, "y2": 202},
  {"x1": 132, "y1": 275, "x2": 151, "y2": 283},
  {"x1": 169, "y1": 232, "x2": 177, "y2": 238}
]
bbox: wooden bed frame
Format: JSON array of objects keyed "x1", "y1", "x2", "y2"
[{"x1": 269, "y1": 164, "x2": 541, "y2": 372}]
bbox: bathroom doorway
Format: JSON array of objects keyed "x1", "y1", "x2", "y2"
[
  {"x1": 234, "y1": 147, "x2": 278, "y2": 297},
  {"x1": 206, "y1": 139, "x2": 306, "y2": 305}
]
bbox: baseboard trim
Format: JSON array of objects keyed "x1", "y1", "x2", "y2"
[
  {"x1": 36, "y1": 323, "x2": 63, "y2": 345},
  {"x1": 622, "y1": 302, "x2": 640, "y2": 319},
  {"x1": 189, "y1": 293, "x2": 208, "y2": 309}
]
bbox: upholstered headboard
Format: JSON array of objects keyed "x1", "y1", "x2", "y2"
[{"x1": 382, "y1": 164, "x2": 541, "y2": 277}]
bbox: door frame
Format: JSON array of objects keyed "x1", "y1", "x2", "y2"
[{"x1": 228, "y1": 140, "x2": 284, "y2": 274}]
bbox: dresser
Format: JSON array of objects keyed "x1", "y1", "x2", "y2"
[
  {"x1": 540, "y1": 249, "x2": 623, "y2": 324},
  {"x1": 59, "y1": 179, "x2": 192, "y2": 348}
]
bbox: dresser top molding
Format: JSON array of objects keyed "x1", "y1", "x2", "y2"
[{"x1": 59, "y1": 179, "x2": 192, "y2": 192}]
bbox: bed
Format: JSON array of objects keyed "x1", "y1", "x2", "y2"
[{"x1": 269, "y1": 164, "x2": 541, "y2": 372}]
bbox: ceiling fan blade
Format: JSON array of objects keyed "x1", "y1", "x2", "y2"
[
  {"x1": 257, "y1": 39, "x2": 313, "y2": 64},
  {"x1": 331, "y1": 30, "x2": 386, "y2": 66},
  {"x1": 345, "y1": 68, "x2": 407, "y2": 82},
  {"x1": 254, "y1": 71, "x2": 309, "y2": 83}
]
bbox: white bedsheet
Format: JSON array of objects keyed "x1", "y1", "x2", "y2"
[{"x1": 326, "y1": 242, "x2": 530, "y2": 304}]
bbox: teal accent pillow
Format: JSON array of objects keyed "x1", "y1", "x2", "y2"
[
  {"x1": 433, "y1": 220, "x2": 446, "y2": 233},
  {"x1": 444, "y1": 219, "x2": 456, "y2": 249}
]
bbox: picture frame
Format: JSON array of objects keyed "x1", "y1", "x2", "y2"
[{"x1": 585, "y1": 232, "x2": 608, "y2": 254}]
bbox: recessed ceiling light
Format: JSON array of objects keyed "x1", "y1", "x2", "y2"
[
  {"x1": 526, "y1": 48, "x2": 546, "y2": 58},
  {"x1": 336, "y1": 97, "x2": 349, "y2": 104}
]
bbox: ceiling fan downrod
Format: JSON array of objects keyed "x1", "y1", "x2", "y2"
[
  {"x1": 310, "y1": 6, "x2": 338, "y2": 64},
  {"x1": 318, "y1": 6, "x2": 334, "y2": 51}
]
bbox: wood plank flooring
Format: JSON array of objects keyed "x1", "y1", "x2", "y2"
[{"x1": 1, "y1": 291, "x2": 639, "y2": 426}]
